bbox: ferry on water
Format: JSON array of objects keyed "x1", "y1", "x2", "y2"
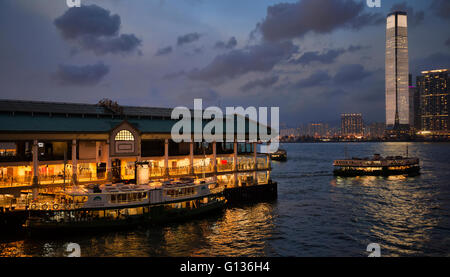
[
  {"x1": 24, "y1": 178, "x2": 226, "y2": 233},
  {"x1": 270, "y1": 149, "x2": 287, "y2": 162},
  {"x1": 333, "y1": 154, "x2": 420, "y2": 177}
]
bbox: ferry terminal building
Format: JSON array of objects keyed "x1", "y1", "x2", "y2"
[{"x1": 0, "y1": 99, "x2": 275, "y2": 205}]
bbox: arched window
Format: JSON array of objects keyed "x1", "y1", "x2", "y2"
[{"x1": 115, "y1": 130, "x2": 134, "y2": 141}]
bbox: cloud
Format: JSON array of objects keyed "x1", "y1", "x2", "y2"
[
  {"x1": 293, "y1": 70, "x2": 332, "y2": 88},
  {"x1": 446, "y1": 38, "x2": 450, "y2": 47},
  {"x1": 240, "y1": 75, "x2": 279, "y2": 91},
  {"x1": 290, "y1": 45, "x2": 367, "y2": 65},
  {"x1": 54, "y1": 5, "x2": 141, "y2": 55},
  {"x1": 256, "y1": 0, "x2": 383, "y2": 42},
  {"x1": 177, "y1": 32, "x2": 202, "y2": 46},
  {"x1": 178, "y1": 88, "x2": 220, "y2": 106},
  {"x1": 79, "y1": 34, "x2": 142, "y2": 56},
  {"x1": 431, "y1": 0, "x2": 450, "y2": 20},
  {"x1": 214, "y1": 37, "x2": 238, "y2": 50},
  {"x1": 54, "y1": 62, "x2": 110, "y2": 86},
  {"x1": 291, "y1": 49, "x2": 345, "y2": 65},
  {"x1": 155, "y1": 46, "x2": 173, "y2": 56},
  {"x1": 162, "y1": 70, "x2": 186, "y2": 80},
  {"x1": 54, "y1": 5, "x2": 121, "y2": 39},
  {"x1": 390, "y1": 2, "x2": 425, "y2": 27},
  {"x1": 188, "y1": 40, "x2": 298, "y2": 83},
  {"x1": 348, "y1": 45, "x2": 367, "y2": 52},
  {"x1": 333, "y1": 64, "x2": 372, "y2": 84}
]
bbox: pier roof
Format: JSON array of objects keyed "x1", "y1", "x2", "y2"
[{"x1": 0, "y1": 100, "x2": 273, "y2": 137}]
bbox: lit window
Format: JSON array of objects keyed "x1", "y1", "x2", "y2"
[{"x1": 115, "y1": 130, "x2": 134, "y2": 141}]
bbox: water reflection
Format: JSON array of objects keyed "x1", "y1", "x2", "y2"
[
  {"x1": 334, "y1": 174, "x2": 439, "y2": 256},
  {"x1": 0, "y1": 203, "x2": 276, "y2": 257}
]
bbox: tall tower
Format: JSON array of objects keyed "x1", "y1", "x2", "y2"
[{"x1": 385, "y1": 11, "x2": 409, "y2": 129}]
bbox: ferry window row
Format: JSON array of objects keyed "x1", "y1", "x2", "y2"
[
  {"x1": 110, "y1": 192, "x2": 148, "y2": 204},
  {"x1": 165, "y1": 187, "x2": 196, "y2": 198}
]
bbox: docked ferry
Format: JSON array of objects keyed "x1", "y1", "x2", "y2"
[
  {"x1": 24, "y1": 178, "x2": 226, "y2": 233},
  {"x1": 333, "y1": 154, "x2": 420, "y2": 177}
]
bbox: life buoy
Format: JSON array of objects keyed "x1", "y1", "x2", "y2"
[
  {"x1": 30, "y1": 204, "x2": 37, "y2": 210},
  {"x1": 42, "y1": 204, "x2": 48, "y2": 210},
  {"x1": 53, "y1": 204, "x2": 59, "y2": 210}
]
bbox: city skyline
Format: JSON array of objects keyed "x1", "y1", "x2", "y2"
[{"x1": 0, "y1": 0, "x2": 449, "y2": 126}]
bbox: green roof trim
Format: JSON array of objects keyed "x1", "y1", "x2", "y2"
[{"x1": 0, "y1": 114, "x2": 271, "y2": 135}]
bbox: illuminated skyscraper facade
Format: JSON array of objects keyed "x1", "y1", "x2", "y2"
[
  {"x1": 417, "y1": 69, "x2": 449, "y2": 132},
  {"x1": 341, "y1": 113, "x2": 363, "y2": 137},
  {"x1": 385, "y1": 11, "x2": 409, "y2": 129}
]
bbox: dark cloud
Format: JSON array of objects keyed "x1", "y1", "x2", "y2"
[
  {"x1": 240, "y1": 75, "x2": 279, "y2": 91},
  {"x1": 290, "y1": 45, "x2": 367, "y2": 65},
  {"x1": 256, "y1": 0, "x2": 383, "y2": 42},
  {"x1": 79, "y1": 34, "x2": 142, "y2": 56},
  {"x1": 431, "y1": 0, "x2": 450, "y2": 20},
  {"x1": 214, "y1": 37, "x2": 238, "y2": 50},
  {"x1": 390, "y1": 2, "x2": 425, "y2": 27},
  {"x1": 291, "y1": 49, "x2": 345, "y2": 65},
  {"x1": 54, "y1": 62, "x2": 110, "y2": 86},
  {"x1": 188, "y1": 41, "x2": 298, "y2": 83},
  {"x1": 333, "y1": 64, "x2": 372, "y2": 84},
  {"x1": 155, "y1": 46, "x2": 173, "y2": 56},
  {"x1": 348, "y1": 45, "x2": 368, "y2": 52},
  {"x1": 54, "y1": 5, "x2": 120, "y2": 39},
  {"x1": 293, "y1": 70, "x2": 332, "y2": 88},
  {"x1": 54, "y1": 5, "x2": 141, "y2": 55},
  {"x1": 446, "y1": 38, "x2": 450, "y2": 47},
  {"x1": 177, "y1": 32, "x2": 202, "y2": 46}
]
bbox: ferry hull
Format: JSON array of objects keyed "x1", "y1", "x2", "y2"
[
  {"x1": 24, "y1": 199, "x2": 226, "y2": 235},
  {"x1": 270, "y1": 155, "x2": 287, "y2": 162},
  {"x1": 333, "y1": 165, "x2": 420, "y2": 177}
]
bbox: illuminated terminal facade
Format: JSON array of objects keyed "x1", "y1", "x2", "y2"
[
  {"x1": 0, "y1": 99, "x2": 273, "y2": 200},
  {"x1": 385, "y1": 11, "x2": 410, "y2": 129}
]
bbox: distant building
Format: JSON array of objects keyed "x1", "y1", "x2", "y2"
[
  {"x1": 417, "y1": 69, "x2": 449, "y2": 133},
  {"x1": 408, "y1": 85, "x2": 421, "y2": 130},
  {"x1": 307, "y1": 123, "x2": 329, "y2": 138},
  {"x1": 280, "y1": 123, "x2": 333, "y2": 138},
  {"x1": 385, "y1": 11, "x2": 410, "y2": 129},
  {"x1": 364, "y1": 122, "x2": 385, "y2": 139},
  {"x1": 341, "y1": 113, "x2": 363, "y2": 137}
]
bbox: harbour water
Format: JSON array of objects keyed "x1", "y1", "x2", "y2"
[{"x1": 1, "y1": 142, "x2": 449, "y2": 257}]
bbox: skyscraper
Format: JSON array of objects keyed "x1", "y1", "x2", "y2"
[
  {"x1": 341, "y1": 113, "x2": 363, "y2": 137},
  {"x1": 385, "y1": 11, "x2": 409, "y2": 129},
  {"x1": 417, "y1": 69, "x2": 449, "y2": 133}
]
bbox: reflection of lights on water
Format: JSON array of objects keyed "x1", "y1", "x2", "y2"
[
  {"x1": 387, "y1": 175, "x2": 407, "y2": 181},
  {"x1": 330, "y1": 179, "x2": 337, "y2": 186},
  {"x1": 331, "y1": 168, "x2": 438, "y2": 256}
]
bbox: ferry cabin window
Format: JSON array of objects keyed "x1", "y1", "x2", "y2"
[
  {"x1": 110, "y1": 193, "x2": 147, "y2": 204},
  {"x1": 115, "y1": 130, "x2": 134, "y2": 141},
  {"x1": 165, "y1": 188, "x2": 195, "y2": 197}
]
